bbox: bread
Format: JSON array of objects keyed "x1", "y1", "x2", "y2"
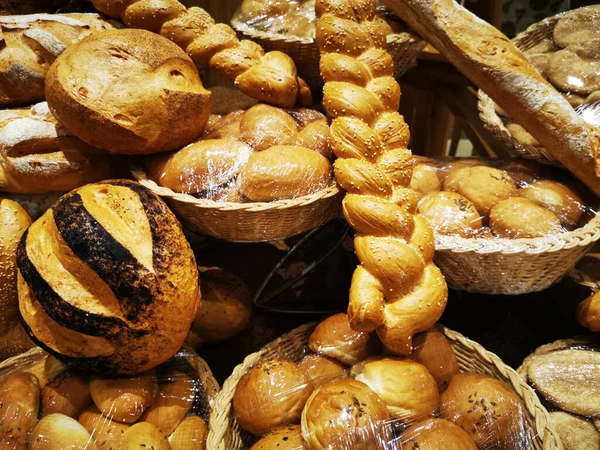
[
  {"x1": 316, "y1": 0, "x2": 447, "y2": 355},
  {"x1": 499, "y1": 160, "x2": 544, "y2": 186},
  {"x1": 437, "y1": 159, "x2": 485, "y2": 182},
  {"x1": 122, "y1": 422, "x2": 170, "y2": 450},
  {"x1": 577, "y1": 291, "x2": 600, "y2": 332},
  {"x1": 410, "y1": 164, "x2": 441, "y2": 199},
  {"x1": 188, "y1": 267, "x2": 252, "y2": 344},
  {"x1": 351, "y1": 356, "x2": 439, "y2": 423},
  {"x1": 548, "y1": 411, "x2": 599, "y2": 450},
  {"x1": 417, "y1": 191, "x2": 483, "y2": 237},
  {"x1": 411, "y1": 329, "x2": 459, "y2": 393},
  {"x1": 0, "y1": 102, "x2": 111, "y2": 194},
  {"x1": 0, "y1": 372, "x2": 40, "y2": 442},
  {"x1": 237, "y1": 145, "x2": 332, "y2": 201},
  {"x1": 300, "y1": 378, "x2": 391, "y2": 450},
  {"x1": 0, "y1": 199, "x2": 33, "y2": 359},
  {"x1": 0, "y1": 14, "x2": 115, "y2": 107},
  {"x1": 45, "y1": 29, "x2": 211, "y2": 155},
  {"x1": 250, "y1": 425, "x2": 306, "y2": 450},
  {"x1": 505, "y1": 123, "x2": 541, "y2": 147},
  {"x1": 233, "y1": 358, "x2": 313, "y2": 436},
  {"x1": 17, "y1": 180, "x2": 200, "y2": 375},
  {"x1": 168, "y1": 416, "x2": 208, "y2": 450},
  {"x1": 401, "y1": 418, "x2": 477, "y2": 450},
  {"x1": 489, "y1": 197, "x2": 562, "y2": 238},
  {"x1": 308, "y1": 313, "x2": 380, "y2": 366},
  {"x1": 440, "y1": 373, "x2": 528, "y2": 450},
  {"x1": 548, "y1": 49, "x2": 600, "y2": 95},
  {"x1": 90, "y1": 371, "x2": 157, "y2": 424},
  {"x1": 78, "y1": 405, "x2": 131, "y2": 450},
  {"x1": 298, "y1": 354, "x2": 346, "y2": 387},
  {"x1": 519, "y1": 180, "x2": 583, "y2": 227},
  {"x1": 30, "y1": 413, "x2": 97, "y2": 450},
  {"x1": 384, "y1": 0, "x2": 600, "y2": 195},
  {"x1": 141, "y1": 370, "x2": 195, "y2": 436},
  {"x1": 296, "y1": 119, "x2": 332, "y2": 160},
  {"x1": 90, "y1": 0, "x2": 311, "y2": 108},
  {"x1": 240, "y1": 104, "x2": 299, "y2": 151},
  {"x1": 554, "y1": 7, "x2": 600, "y2": 48},
  {"x1": 42, "y1": 372, "x2": 90, "y2": 418}
]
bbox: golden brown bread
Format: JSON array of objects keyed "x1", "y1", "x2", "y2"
[
  {"x1": 78, "y1": 405, "x2": 131, "y2": 450},
  {"x1": 45, "y1": 29, "x2": 211, "y2": 155},
  {"x1": 400, "y1": 418, "x2": 478, "y2": 450},
  {"x1": 30, "y1": 413, "x2": 97, "y2": 450},
  {"x1": 0, "y1": 372, "x2": 40, "y2": 442},
  {"x1": 240, "y1": 104, "x2": 299, "y2": 150},
  {"x1": 42, "y1": 372, "x2": 91, "y2": 418},
  {"x1": 168, "y1": 415, "x2": 208, "y2": 450},
  {"x1": 411, "y1": 329, "x2": 459, "y2": 393},
  {"x1": 417, "y1": 191, "x2": 483, "y2": 238},
  {"x1": 384, "y1": 0, "x2": 600, "y2": 195},
  {"x1": 316, "y1": 0, "x2": 447, "y2": 355},
  {"x1": 489, "y1": 197, "x2": 562, "y2": 238},
  {"x1": 548, "y1": 411, "x2": 600, "y2": 450},
  {"x1": 233, "y1": 358, "x2": 313, "y2": 436},
  {"x1": 298, "y1": 354, "x2": 346, "y2": 387},
  {"x1": 122, "y1": 422, "x2": 171, "y2": 450},
  {"x1": 0, "y1": 14, "x2": 116, "y2": 107},
  {"x1": 519, "y1": 180, "x2": 583, "y2": 227},
  {"x1": 90, "y1": 0, "x2": 311, "y2": 108},
  {"x1": 410, "y1": 164, "x2": 441, "y2": 199},
  {"x1": 250, "y1": 425, "x2": 306, "y2": 450},
  {"x1": 577, "y1": 291, "x2": 600, "y2": 332}
]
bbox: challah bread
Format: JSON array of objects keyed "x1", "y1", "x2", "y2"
[
  {"x1": 316, "y1": 0, "x2": 447, "y2": 354},
  {"x1": 0, "y1": 14, "x2": 116, "y2": 107},
  {"x1": 90, "y1": 0, "x2": 311, "y2": 108},
  {"x1": 17, "y1": 180, "x2": 200, "y2": 375},
  {"x1": 0, "y1": 102, "x2": 111, "y2": 193},
  {"x1": 45, "y1": 29, "x2": 211, "y2": 155}
]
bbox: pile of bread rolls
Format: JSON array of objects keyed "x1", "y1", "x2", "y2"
[
  {"x1": 0, "y1": 350, "x2": 211, "y2": 449},
  {"x1": 412, "y1": 158, "x2": 588, "y2": 239},
  {"x1": 233, "y1": 313, "x2": 530, "y2": 450}
]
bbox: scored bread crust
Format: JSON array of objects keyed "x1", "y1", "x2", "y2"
[
  {"x1": 90, "y1": 0, "x2": 312, "y2": 108},
  {"x1": 315, "y1": 0, "x2": 447, "y2": 354}
]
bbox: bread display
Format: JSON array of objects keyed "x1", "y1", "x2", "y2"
[
  {"x1": 146, "y1": 104, "x2": 333, "y2": 203},
  {"x1": 17, "y1": 180, "x2": 200, "y2": 375},
  {"x1": 89, "y1": 0, "x2": 311, "y2": 108},
  {"x1": 0, "y1": 13, "x2": 116, "y2": 107}
]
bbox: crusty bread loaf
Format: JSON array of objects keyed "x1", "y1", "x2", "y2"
[
  {"x1": 90, "y1": 0, "x2": 311, "y2": 108},
  {"x1": 17, "y1": 180, "x2": 200, "y2": 375},
  {"x1": 0, "y1": 14, "x2": 115, "y2": 107},
  {"x1": 384, "y1": 0, "x2": 600, "y2": 195},
  {"x1": 0, "y1": 102, "x2": 111, "y2": 193},
  {"x1": 46, "y1": 29, "x2": 211, "y2": 155}
]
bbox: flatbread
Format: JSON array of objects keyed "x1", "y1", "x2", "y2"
[{"x1": 548, "y1": 412, "x2": 599, "y2": 450}]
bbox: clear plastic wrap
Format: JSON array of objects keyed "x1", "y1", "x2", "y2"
[
  {"x1": 0, "y1": 345, "x2": 218, "y2": 449},
  {"x1": 230, "y1": 314, "x2": 535, "y2": 450}
]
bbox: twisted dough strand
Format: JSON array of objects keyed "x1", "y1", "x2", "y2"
[
  {"x1": 91, "y1": 0, "x2": 312, "y2": 108},
  {"x1": 316, "y1": 0, "x2": 447, "y2": 354}
]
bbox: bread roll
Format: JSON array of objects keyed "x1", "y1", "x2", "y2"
[
  {"x1": 308, "y1": 313, "x2": 380, "y2": 366},
  {"x1": 30, "y1": 413, "x2": 97, "y2": 450},
  {"x1": 237, "y1": 145, "x2": 332, "y2": 202},
  {"x1": 122, "y1": 422, "x2": 171, "y2": 450},
  {"x1": 444, "y1": 166, "x2": 517, "y2": 216},
  {"x1": 298, "y1": 354, "x2": 346, "y2": 388},
  {"x1": 411, "y1": 164, "x2": 441, "y2": 199},
  {"x1": 250, "y1": 425, "x2": 306, "y2": 450},
  {"x1": 240, "y1": 104, "x2": 299, "y2": 151},
  {"x1": 78, "y1": 405, "x2": 130, "y2": 450},
  {"x1": 90, "y1": 370, "x2": 157, "y2": 423},
  {"x1": 411, "y1": 330, "x2": 459, "y2": 392},
  {"x1": 489, "y1": 197, "x2": 562, "y2": 238},
  {"x1": 440, "y1": 374, "x2": 528, "y2": 450},
  {"x1": 548, "y1": 411, "x2": 599, "y2": 450},
  {"x1": 45, "y1": 29, "x2": 211, "y2": 155},
  {"x1": 168, "y1": 415, "x2": 208, "y2": 450},
  {"x1": 351, "y1": 356, "x2": 439, "y2": 423},
  {"x1": 301, "y1": 378, "x2": 391, "y2": 450},
  {"x1": 520, "y1": 180, "x2": 583, "y2": 227},
  {"x1": 233, "y1": 358, "x2": 312, "y2": 436},
  {"x1": 499, "y1": 160, "x2": 543, "y2": 186},
  {"x1": 296, "y1": 119, "x2": 332, "y2": 160},
  {"x1": 577, "y1": 291, "x2": 600, "y2": 332},
  {"x1": 418, "y1": 192, "x2": 483, "y2": 237},
  {"x1": 17, "y1": 180, "x2": 200, "y2": 375},
  {"x1": 204, "y1": 110, "x2": 244, "y2": 140},
  {"x1": 0, "y1": 372, "x2": 40, "y2": 442},
  {"x1": 437, "y1": 159, "x2": 485, "y2": 182},
  {"x1": 42, "y1": 372, "x2": 91, "y2": 418},
  {"x1": 401, "y1": 418, "x2": 477, "y2": 450}
]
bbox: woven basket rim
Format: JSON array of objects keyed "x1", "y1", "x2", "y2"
[
  {"x1": 131, "y1": 168, "x2": 342, "y2": 213},
  {"x1": 207, "y1": 322, "x2": 562, "y2": 450}
]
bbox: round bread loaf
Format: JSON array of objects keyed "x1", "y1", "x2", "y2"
[
  {"x1": 17, "y1": 180, "x2": 200, "y2": 375},
  {"x1": 45, "y1": 29, "x2": 211, "y2": 155},
  {"x1": 520, "y1": 180, "x2": 583, "y2": 227},
  {"x1": 417, "y1": 192, "x2": 483, "y2": 237},
  {"x1": 298, "y1": 354, "x2": 346, "y2": 388},
  {"x1": 401, "y1": 418, "x2": 477, "y2": 450},
  {"x1": 411, "y1": 164, "x2": 441, "y2": 199},
  {"x1": 489, "y1": 197, "x2": 562, "y2": 238},
  {"x1": 411, "y1": 330, "x2": 459, "y2": 393},
  {"x1": 250, "y1": 425, "x2": 307, "y2": 450}
]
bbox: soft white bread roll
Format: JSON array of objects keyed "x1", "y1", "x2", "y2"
[
  {"x1": 240, "y1": 104, "x2": 299, "y2": 151},
  {"x1": 298, "y1": 354, "x2": 346, "y2": 388},
  {"x1": 42, "y1": 372, "x2": 91, "y2": 418},
  {"x1": 411, "y1": 164, "x2": 441, "y2": 199},
  {"x1": 17, "y1": 180, "x2": 200, "y2": 375},
  {"x1": 417, "y1": 191, "x2": 483, "y2": 237},
  {"x1": 168, "y1": 415, "x2": 208, "y2": 450},
  {"x1": 0, "y1": 372, "x2": 40, "y2": 442},
  {"x1": 30, "y1": 413, "x2": 97, "y2": 450},
  {"x1": 45, "y1": 29, "x2": 211, "y2": 155},
  {"x1": 122, "y1": 422, "x2": 171, "y2": 450},
  {"x1": 250, "y1": 425, "x2": 306, "y2": 450},
  {"x1": 401, "y1": 418, "x2": 478, "y2": 450},
  {"x1": 489, "y1": 197, "x2": 562, "y2": 238},
  {"x1": 520, "y1": 180, "x2": 583, "y2": 227},
  {"x1": 411, "y1": 330, "x2": 459, "y2": 393},
  {"x1": 78, "y1": 405, "x2": 131, "y2": 450}
]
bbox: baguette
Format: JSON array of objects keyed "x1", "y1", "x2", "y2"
[{"x1": 384, "y1": 0, "x2": 600, "y2": 195}]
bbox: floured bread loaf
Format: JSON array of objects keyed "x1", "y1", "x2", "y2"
[
  {"x1": 17, "y1": 180, "x2": 200, "y2": 375},
  {"x1": 0, "y1": 14, "x2": 116, "y2": 107},
  {"x1": 0, "y1": 102, "x2": 111, "y2": 193}
]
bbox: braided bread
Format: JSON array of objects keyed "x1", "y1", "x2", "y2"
[
  {"x1": 90, "y1": 0, "x2": 312, "y2": 108},
  {"x1": 315, "y1": 0, "x2": 447, "y2": 354}
]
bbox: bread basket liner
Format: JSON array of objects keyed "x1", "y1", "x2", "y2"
[
  {"x1": 131, "y1": 168, "x2": 343, "y2": 242},
  {"x1": 206, "y1": 322, "x2": 562, "y2": 450},
  {"x1": 477, "y1": 7, "x2": 598, "y2": 166}
]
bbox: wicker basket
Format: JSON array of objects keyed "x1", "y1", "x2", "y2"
[
  {"x1": 431, "y1": 211, "x2": 600, "y2": 295},
  {"x1": 132, "y1": 168, "x2": 343, "y2": 242},
  {"x1": 231, "y1": 18, "x2": 426, "y2": 93},
  {"x1": 207, "y1": 323, "x2": 562, "y2": 450}
]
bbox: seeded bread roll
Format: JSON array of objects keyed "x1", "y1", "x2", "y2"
[
  {"x1": 250, "y1": 425, "x2": 306, "y2": 450},
  {"x1": 42, "y1": 372, "x2": 91, "y2": 418},
  {"x1": 411, "y1": 329, "x2": 459, "y2": 393},
  {"x1": 401, "y1": 418, "x2": 477, "y2": 450},
  {"x1": 0, "y1": 372, "x2": 40, "y2": 442},
  {"x1": 78, "y1": 405, "x2": 131, "y2": 450}
]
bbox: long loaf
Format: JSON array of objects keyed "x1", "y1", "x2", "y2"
[
  {"x1": 316, "y1": 0, "x2": 447, "y2": 354},
  {"x1": 91, "y1": 0, "x2": 312, "y2": 108}
]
